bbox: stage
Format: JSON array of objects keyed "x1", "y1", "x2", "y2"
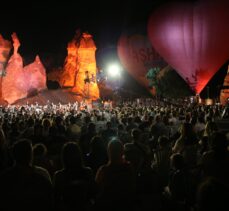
[{"x1": 12, "y1": 88, "x2": 86, "y2": 106}]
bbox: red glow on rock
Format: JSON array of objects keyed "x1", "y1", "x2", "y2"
[
  {"x1": 24, "y1": 55, "x2": 47, "y2": 94},
  {"x1": 1, "y1": 33, "x2": 47, "y2": 104},
  {"x1": 61, "y1": 31, "x2": 100, "y2": 100},
  {"x1": 0, "y1": 34, "x2": 11, "y2": 65}
]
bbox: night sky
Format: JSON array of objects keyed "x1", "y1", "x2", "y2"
[
  {"x1": 0, "y1": 0, "x2": 177, "y2": 65},
  {"x1": 1, "y1": 0, "x2": 228, "y2": 97},
  {"x1": 1, "y1": 0, "x2": 150, "y2": 62}
]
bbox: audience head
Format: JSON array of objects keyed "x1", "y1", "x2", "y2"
[
  {"x1": 131, "y1": 128, "x2": 141, "y2": 142},
  {"x1": 158, "y1": 136, "x2": 170, "y2": 148},
  {"x1": 69, "y1": 116, "x2": 76, "y2": 124},
  {"x1": 55, "y1": 116, "x2": 63, "y2": 126},
  {"x1": 197, "y1": 177, "x2": 229, "y2": 211},
  {"x1": 62, "y1": 142, "x2": 83, "y2": 169},
  {"x1": 88, "y1": 122, "x2": 96, "y2": 133},
  {"x1": 205, "y1": 121, "x2": 218, "y2": 137},
  {"x1": 90, "y1": 136, "x2": 104, "y2": 153},
  {"x1": 27, "y1": 117, "x2": 35, "y2": 127},
  {"x1": 108, "y1": 140, "x2": 124, "y2": 163},
  {"x1": 34, "y1": 124, "x2": 43, "y2": 136},
  {"x1": 106, "y1": 121, "x2": 112, "y2": 129},
  {"x1": 210, "y1": 132, "x2": 228, "y2": 153},
  {"x1": 155, "y1": 114, "x2": 161, "y2": 123},
  {"x1": 42, "y1": 118, "x2": 51, "y2": 128},
  {"x1": 33, "y1": 143, "x2": 47, "y2": 157},
  {"x1": 170, "y1": 153, "x2": 185, "y2": 170},
  {"x1": 12, "y1": 139, "x2": 33, "y2": 166},
  {"x1": 180, "y1": 123, "x2": 194, "y2": 136}
]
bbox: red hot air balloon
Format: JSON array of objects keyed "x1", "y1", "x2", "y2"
[
  {"x1": 148, "y1": 0, "x2": 229, "y2": 94},
  {"x1": 117, "y1": 32, "x2": 166, "y2": 95}
]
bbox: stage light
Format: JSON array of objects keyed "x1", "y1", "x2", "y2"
[{"x1": 107, "y1": 64, "x2": 121, "y2": 77}]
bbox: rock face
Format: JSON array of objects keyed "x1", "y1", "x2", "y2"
[
  {"x1": 61, "y1": 31, "x2": 100, "y2": 100},
  {"x1": 1, "y1": 33, "x2": 47, "y2": 104},
  {"x1": 24, "y1": 55, "x2": 47, "y2": 96},
  {"x1": 220, "y1": 65, "x2": 229, "y2": 106},
  {"x1": 60, "y1": 31, "x2": 80, "y2": 87},
  {"x1": 0, "y1": 34, "x2": 12, "y2": 99},
  {"x1": 0, "y1": 34, "x2": 12, "y2": 71},
  {"x1": 2, "y1": 53, "x2": 27, "y2": 104}
]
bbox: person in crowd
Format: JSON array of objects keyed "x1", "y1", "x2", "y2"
[
  {"x1": 79, "y1": 122, "x2": 97, "y2": 156},
  {"x1": 101, "y1": 121, "x2": 117, "y2": 147},
  {"x1": 198, "y1": 121, "x2": 218, "y2": 156},
  {"x1": 95, "y1": 140, "x2": 136, "y2": 210},
  {"x1": 86, "y1": 136, "x2": 108, "y2": 176},
  {"x1": 33, "y1": 143, "x2": 54, "y2": 176},
  {"x1": 42, "y1": 118, "x2": 51, "y2": 137},
  {"x1": 150, "y1": 114, "x2": 168, "y2": 149},
  {"x1": 0, "y1": 125, "x2": 8, "y2": 171},
  {"x1": 124, "y1": 128, "x2": 151, "y2": 175},
  {"x1": 164, "y1": 153, "x2": 194, "y2": 210},
  {"x1": 197, "y1": 177, "x2": 229, "y2": 211},
  {"x1": 172, "y1": 123, "x2": 199, "y2": 168},
  {"x1": 200, "y1": 132, "x2": 229, "y2": 185},
  {"x1": 153, "y1": 136, "x2": 172, "y2": 188},
  {"x1": 66, "y1": 116, "x2": 81, "y2": 141},
  {"x1": 53, "y1": 142, "x2": 96, "y2": 211},
  {"x1": 0, "y1": 139, "x2": 53, "y2": 210}
]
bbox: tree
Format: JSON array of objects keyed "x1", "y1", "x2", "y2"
[{"x1": 146, "y1": 67, "x2": 194, "y2": 98}]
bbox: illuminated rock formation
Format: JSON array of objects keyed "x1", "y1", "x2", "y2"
[
  {"x1": 47, "y1": 67, "x2": 62, "y2": 84},
  {"x1": 24, "y1": 55, "x2": 47, "y2": 95},
  {"x1": 0, "y1": 34, "x2": 12, "y2": 99},
  {"x1": 0, "y1": 34, "x2": 12, "y2": 70},
  {"x1": 61, "y1": 31, "x2": 100, "y2": 100},
  {"x1": 220, "y1": 65, "x2": 229, "y2": 105},
  {"x1": 60, "y1": 31, "x2": 80, "y2": 87},
  {"x1": 2, "y1": 33, "x2": 27, "y2": 104},
  {"x1": 1, "y1": 33, "x2": 47, "y2": 104}
]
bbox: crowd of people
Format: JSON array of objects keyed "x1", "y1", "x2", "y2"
[{"x1": 0, "y1": 98, "x2": 229, "y2": 211}]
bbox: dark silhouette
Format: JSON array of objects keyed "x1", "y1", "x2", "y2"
[{"x1": 0, "y1": 139, "x2": 53, "y2": 211}]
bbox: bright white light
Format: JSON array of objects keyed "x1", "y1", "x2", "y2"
[{"x1": 108, "y1": 64, "x2": 121, "y2": 77}]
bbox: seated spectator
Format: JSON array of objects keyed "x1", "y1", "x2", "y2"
[
  {"x1": 194, "y1": 116, "x2": 206, "y2": 139},
  {"x1": 49, "y1": 116, "x2": 66, "y2": 137},
  {"x1": 8, "y1": 122, "x2": 20, "y2": 145},
  {"x1": 197, "y1": 177, "x2": 229, "y2": 211},
  {"x1": 200, "y1": 132, "x2": 229, "y2": 185},
  {"x1": 53, "y1": 142, "x2": 95, "y2": 211},
  {"x1": 124, "y1": 129, "x2": 151, "y2": 175},
  {"x1": 153, "y1": 136, "x2": 172, "y2": 187},
  {"x1": 95, "y1": 140, "x2": 136, "y2": 210},
  {"x1": 166, "y1": 153, "x2": 187, "y2": 202},
  {"x1": 33, "y1": 143, "x2": 54, "y2": 177},
  {"x1": 66, "y1": 116, "x2": 81, "y2": 140},
  {"x1": 198, "y1": 121, "x2": 218, "y2": 156},
  {"x1": 101, "y1": 121, "x2": 117, "y2": 147},
  {"x1": 79, "y1": 122, "x2": 97, "y2": 155},
  {"x1": 173, "y1": 123, "x2": 198, "y2": 168},
  {"x1": 42, "y1": 118, "x2": 51, "y2": 138},
  {"x1": 0, "y1": 139, "x2": 53, "y2": 211},
  {"x1": 86, "y1": 136, "x2": 108, "y2": 176},
  {"x1": 0, "y1": 126, "x2": 8, "y2": 172},
  {"x1": 30, "y1": 123, "x2": 44, "y2": 144}
]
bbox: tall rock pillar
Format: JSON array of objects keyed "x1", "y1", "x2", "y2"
[{"x1": 61, "y1": 31, "x2": 100, "y2": 100}]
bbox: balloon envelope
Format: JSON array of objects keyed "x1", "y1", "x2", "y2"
[
  {"x1": 117, "y1": 31, "x2": 166, "y2": 95},
  {"x1": 148, "y1": 0, "x2": 229, "y2": 94}
]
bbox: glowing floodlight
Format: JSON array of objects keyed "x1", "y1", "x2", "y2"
[{"x1": 108, "y1": 64, "x2": 121, "y2": 77}]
